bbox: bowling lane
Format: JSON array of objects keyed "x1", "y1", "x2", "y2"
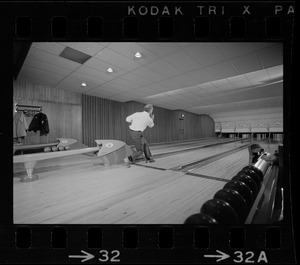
[
  {"x1": 143, "y1": 137, "x2": 238, "y2": 155},
  {"x1": 138, "y1": 139, "x2": 255, "y2": 170},
  {"x1": 186, "y1": 141, "x2": 280, "y2": 181},
  {"x1": 188, "y1": 148, "x2": 249, "y2": 180},
  {"x1": 14, "y1": 161, "x2": 225, "y2": 224}
]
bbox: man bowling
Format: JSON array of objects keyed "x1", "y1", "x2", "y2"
[{"x1": 124, "y1": 104, "x2": 156, "y2": 167}]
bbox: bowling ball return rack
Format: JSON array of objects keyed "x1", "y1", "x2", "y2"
[
  {"x1": 13, "y1": 139, "x2": 133, "y2": 182},
  {"x1": 13, "y1": 138, "x2": 77, "y2": 155},
  {"x1": 183, "y1": 142, "x2": 283, "y2": 225}
]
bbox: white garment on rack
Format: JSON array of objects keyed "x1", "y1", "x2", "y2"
[{"x1": 13, "y1": 112, "x2": 29, "y2": 138}]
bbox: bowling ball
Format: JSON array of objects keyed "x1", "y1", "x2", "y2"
[
  {"x1": 200, "y1": 198, "x2": 240, "y2": 225},
  {"x1": 242, "y1": 165, "x2": 264, "y2": 182},
  {"x1": 238, "y1": 168, "x2": 261, "y2": 188},
  {"x1": 184, "y1": 213, "x2": 218, "y2": 224},
  {"x1": 213, "y1": 188, "x2": 248, "y2": 224},
  {"x1": 224, "y1": 180, "x2": 254, "y2": 211},
  {"x1": 58, "y1": 146, "x2": 65, "y2": 151},
  {"x1": 232, "y1": 174, "x2": 258, "y2": 198},
  {"x1": 44, "y1": 147, "x2": 51, "y2": 152},
  {"x1": 64, "y1": 146, "x2": 70, "y2": 150},
  {"x1": 51, "y1": 146, "x2": 58, "y2": 152}
]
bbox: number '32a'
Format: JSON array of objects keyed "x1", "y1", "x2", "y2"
[{"x1": 233, "y1": 251, "x2": 268, "y2": 263}]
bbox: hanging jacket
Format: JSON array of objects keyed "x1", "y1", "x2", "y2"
[
  {"x1": 28, "y1": 112, "x2": 50, "y2": 136},
  {"x1": 13, "y1": 112, "x2": 28, "y2": 138}
]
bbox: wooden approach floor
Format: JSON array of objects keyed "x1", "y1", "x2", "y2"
[{"x1": 13, "y1": 139, "x2": 281, "y2": 224}]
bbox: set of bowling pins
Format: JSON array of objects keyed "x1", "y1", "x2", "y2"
[
  {"x1": 256, "y1": 134, "x2": 267, "y2": 140},
  {"x1": 242, "y1": 134, "x2": 251, "y2": 138},
  {"x1": 273, "y1": 133, "x2": 283, "y2": 142}
]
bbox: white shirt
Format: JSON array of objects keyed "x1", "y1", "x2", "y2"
[{"x1": 126, "y1": 111, "x2": 154, "y2": 132}]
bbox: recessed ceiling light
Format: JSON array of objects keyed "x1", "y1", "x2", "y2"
[
  {"x1": 81, "y1": 82, "x2": 87, "y2": 87},
  {"x1": 134, "y1": 52, "x2": 142, "y2": 58},
  {"x1": 107, "y1": 68, "x2": 113, "y2": 73}
]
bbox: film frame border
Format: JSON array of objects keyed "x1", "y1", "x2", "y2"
[{"x1": 0, "y1": 0, "x2": 296, "y2": 264}]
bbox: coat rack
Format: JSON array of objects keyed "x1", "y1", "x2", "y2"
[{"x1": 15, "y1": 103, "x2": 42, "y2": 116}]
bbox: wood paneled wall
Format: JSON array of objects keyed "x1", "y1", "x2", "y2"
[
  {"x1": 13, "y1": 80, "x2": 82, "y2": 145},
  {"x1": 82, "y1": 95, "x2": 215, "y2": 147},
  {"x1": 13, "y1": 82, "x2": 215, "y2": 147}
]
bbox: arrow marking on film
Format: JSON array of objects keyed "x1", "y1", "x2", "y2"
[
  {"x1": 204, "y1": 250, "x2": 230, "y2": 262},
  {"x1": 69, "y1": 250, "x2": 94, "y2": 262}
]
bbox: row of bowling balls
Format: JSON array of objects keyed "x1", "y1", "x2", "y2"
[
  {"x1": 184, "y1": 165, "x2": 264, "y2": 225},
  {"x1": 44, "y1": 146, "x2": 71, "y2": 152}
]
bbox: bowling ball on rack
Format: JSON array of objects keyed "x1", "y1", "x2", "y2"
[
  {"x1": 232, "y1": 173, "x2": 258, "y2": 198},
  {"x1": 64, "y1": 146, "x2": 70, "y2": 150},
  {"x1": 213, "y1": 188, "x2": 248, "y2": 224},
  {"x1": 51, "y1": 146, "x2": 58, "y2": 152},
  {"x1": 58, "y1": 146, "x2": 65, "y2": 151},
  {"x1": 200, "y1": 198, "x2": 240, "y2": 225},
  {"x1": 242, "y1": 165, "x2": 264, "y2": 182},
  {"x1": 237, "y1": 168, "x2": 261, "y2": 189},
  {"x1": 184, "y1": 213, "x2": 218, "y2": 224},
  {"x1": 44, "y1": 147, "x2": 51, "y2": 152},
  {"x1": 223, "y1": 180, "x2": 254, "y2": 211}
]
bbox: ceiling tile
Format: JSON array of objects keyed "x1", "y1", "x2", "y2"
[
  {"x1": 186, "y1": 68, "x2": 216, "y2": 84},
  {"x1": 183, "y1": 43, "x2": 226, "y2": 67},
  {"x1": 106, "y1": 42, "x2": 159, "y2": 65},
  {"x1": 87, "y1": 87, "x2": 124, "y2": 98},
  {"x1": 23, "y1": 57, "x2": 73, "y2": 76},
  {"x1": 257, "y1": 44, "x2": 283, "y2": 68},
  {"x1": 27, "y1": 46, "x2": 80, "y2": 70},
  {"x1": 211, "y1": 79, "x2": 233, "y2": 89},
  {"x1": 216, "y1": 43, "x2": 255, "y2": 59},
  {"x1": 253, "y1": 42, "x2": 277, "y2": 50},
  {"x1": 227, "y1": 74, "x2": 248, "y2": 83},
  {"x1": 138, "y1": 42, "x2": 181, "y2": 57},
  {"x1": 230, "y1": 52, "x2": 263, "y2": 74},
  {"x1": 245, "y1": 69, "x2": 268, "y2": 80},
  {"x1": 158, "y1": 78, "x2": 186, "y2": 90},
  {"x1": 163, "y1": 50, "x2": 201, "y2": 73},
  {"x1": 146, "y1": 59, "x2": 182, "y2": 78},
  {"x1": 76, "y1": 65, "x2": 116, "y2": 84},
  {"x1": 120, "y1": 72, "x2": 152, "y2": 87},
  {"x1": 104, "y1": 77, "x2": 141, "y2": 91},
  {"x1": 95, "y1": 47, "x2": 142, "y2": 71},
  {"x1": 197, "y1": 83, "x2": 220, "y2": 92},
  {"x1": 31, "y1": 42, "x2": 66, "y2": 55},
  {"x1": 132, "y1": 67, "x2": 166, "y2": 82},
  {"x1": 55, "y1": 77, "x2": 92, "y2": 93},
  {"x1": 169, "y1": 75, "x2": 199, "y2": 88},
  {"x1": 207, "y1": 61, "x2": 238, "y2": 79},
  {"x1": 231, "y1": 80, "x2": 252, "y2": 89},
  {"x1": 68, "y1": 71, "x2": 107, "y2": 87},
  {"x1": 83, "y1": 57, "x2": 127, "y2": 77},
  {"x1": 135, "y1": 87, "x2": 158, "y2": 97}
]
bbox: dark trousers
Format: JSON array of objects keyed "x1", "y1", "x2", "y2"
[{"x1": 129, "y1": 130, "x2": 152, "y2": 161}]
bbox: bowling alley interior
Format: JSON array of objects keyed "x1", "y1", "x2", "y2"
[{"x1": 13, "y1": 42, "x2": 285, "y2": 225}]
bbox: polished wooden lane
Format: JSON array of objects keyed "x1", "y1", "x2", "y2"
[
  {"x1": 189, "y1": 148, "x2": 249, "y2": 180},
  {"x1": 186, "y1": 142, "x2": 279, "y2": 181},
  {"x1": 14, "y1": 162, "x2": 225, "y2": 224},
  {"x1": 138, "y1": 140, "x2": 251, "y2": 170},
  {"x1": 138, "y1": 137, "x2": 236, "y2": 156}
]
